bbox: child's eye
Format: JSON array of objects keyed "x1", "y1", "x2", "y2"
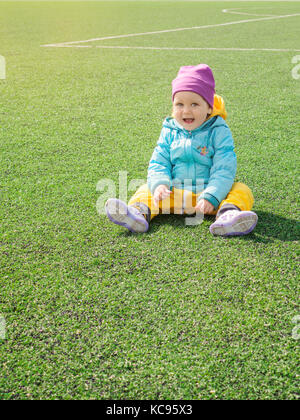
[
  {"x1": 191, "y1": 103, "x2": 199, "y2": 107},
  {"x1": 175, "y1": 103, "x2": 183, "y2": 107}
]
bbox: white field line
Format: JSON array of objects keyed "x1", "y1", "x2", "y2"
[
  {"x1": 94, "y1": 46, "x2": 300, "y2": 52},
  {"x1": 46, "y1": 44, "x2": 300, "y2": 53},
  {"x1": 222, "y1": 8, "x2": 277, "y2": 17},
  {"x1": 41, "y1": 12, "x2": 300, "y2": 48}
]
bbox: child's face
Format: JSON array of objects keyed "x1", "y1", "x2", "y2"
[{"x1": 173, "y1": 91, "x2": 212, "y2": 131}]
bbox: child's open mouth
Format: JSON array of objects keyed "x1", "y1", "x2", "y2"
[{"x1": 183, "y1": 118, "x2": 194, "y2": 124}]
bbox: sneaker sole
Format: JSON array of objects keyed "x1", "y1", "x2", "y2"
[
  {"x1": 210, "y1": 211, "x2": 258, "y2": 237},
  {"x1": 105, "y1": 199, "x2": 149, "y2": 233}
]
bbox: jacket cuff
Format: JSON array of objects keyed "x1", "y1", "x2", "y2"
[{"x1": 199, "y1": 192, "x2": 220, "y2": 209}]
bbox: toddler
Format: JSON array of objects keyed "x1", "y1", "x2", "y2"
[{"x1": 105, "y1": 64, "x2": 258, "y2": 236}]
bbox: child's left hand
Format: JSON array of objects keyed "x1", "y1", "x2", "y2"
[{"x1": 195, "y1": 199, "x2": 215, "y2": 215}]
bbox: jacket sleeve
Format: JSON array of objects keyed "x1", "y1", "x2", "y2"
[
  {"x1": 199, "y1": 125, "x2": 237, "y2": 208},
  {"x1": 147, "y1": 127, "x2": 173, "y2": 195}
]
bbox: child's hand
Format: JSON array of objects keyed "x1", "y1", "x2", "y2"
[
  {"x1": 153, "y1": 185, "x2": 172, "y2": 207},
  {"x1": 195, "y1": 199, "x2": 215, "y2": 215}
]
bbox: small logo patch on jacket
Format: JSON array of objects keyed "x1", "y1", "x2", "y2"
[{"x1": 197, "y1": 146, "x2": 209, "y2": 156}]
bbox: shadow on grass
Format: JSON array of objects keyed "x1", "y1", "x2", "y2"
[
  {"x1": 120, "y1": 211, "x2": 299, "y2": 243},
  {"x1": 244, "y1": 210, "x2": 299, "y2": 243}
]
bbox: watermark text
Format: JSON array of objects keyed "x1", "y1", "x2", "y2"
[
  {"x1": 0, "y1": 315, "x2": 6, "y2": 339},
  {"x1": 292, "y1": 315, "x2": 300, "y2": 340},
  {"x1": 96, "y1": 172, "x2": 205, "y2": 226},
  {"x1": 0, "y1": 55, "x2": 6, "y2": 80},
  {"x1": 291, "y1": 55, "x2": 300, "y2": 80}
]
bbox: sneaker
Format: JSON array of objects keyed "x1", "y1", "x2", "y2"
[
  {"x1": 209, "y1": 210, "x2": 258, "y2": 237},
  {"x1": 105, "y1": 198, "x2": 149, "y2": 233}
]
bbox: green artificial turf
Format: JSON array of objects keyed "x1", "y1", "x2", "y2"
[{"x1": 0, "y1": 0, "x2": 299, "y2": 400}]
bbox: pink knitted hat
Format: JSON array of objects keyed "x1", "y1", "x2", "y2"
[{"x1": 172, "y1": 64, "x2": 215, "y2": 108}]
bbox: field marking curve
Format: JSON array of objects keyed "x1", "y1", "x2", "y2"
[
  {"x1": 55, "y1": 45, "x2": 300, "y2": 52},
  {"x1": 94, "y1": 46, "x2": 300, "y2": 52},
  {"x1": 41, "y1": 12, "x2": 300, "y2": 48},
  {"x1": 222, "y1": 8, "x2": 277, "y2": 17}
]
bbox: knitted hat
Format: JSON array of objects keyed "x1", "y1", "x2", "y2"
[{"x1": 172, "y1": 64, "x2": 215, "y2": 109}]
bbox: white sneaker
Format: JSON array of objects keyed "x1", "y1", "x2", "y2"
[
  {"x1": 105, "y1": 199, "x2": 149, "y2": 233},
  {"x1": 210, "y1": 210, "x2": 258, "y2": 236}
]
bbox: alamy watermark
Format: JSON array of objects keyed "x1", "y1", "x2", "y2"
[
  {"x1": 292, "y1": 315, "x2": 300, "y2": 340},
  {"x1": 291, "y1": 56, "x2": 300, "y2": 80},
  {"x1": 0, "y1": 315, "x2": 6, "y2": 339},
  {"x1": 96, "y1": 171, "x2": 204, "y2": 226},
  {"x1": 0, "y1": 55, "x2": 6, "y2": 80}
]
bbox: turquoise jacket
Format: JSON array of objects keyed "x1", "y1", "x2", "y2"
[{"x1": 147, "y1": 116, "x2": 237, "y2": 209}]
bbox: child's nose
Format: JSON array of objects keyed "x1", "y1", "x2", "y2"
[{"x1": 183, "y1": 106, "x2": 192, "y2": 114}]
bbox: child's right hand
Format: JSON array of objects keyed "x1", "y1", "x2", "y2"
[{"x1": 153, "y1": 185, "x2": 172, "y2": 207}]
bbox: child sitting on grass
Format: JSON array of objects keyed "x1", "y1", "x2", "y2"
[{"x1": 105, "y1": 64, "x2": 258, "y2": 236}]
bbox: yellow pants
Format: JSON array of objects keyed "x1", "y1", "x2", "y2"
[{"x1": 128, "y1": 182, "x2": 254, "y2": 221}]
